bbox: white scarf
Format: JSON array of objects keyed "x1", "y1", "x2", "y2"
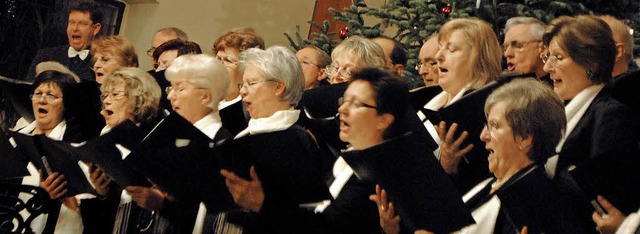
[
  {"x1": 235, "y1": 108, "x2": 300, "y2": 138},
  {"x1": 545, "y1": 84, "x2": 604, "y2": 178}
]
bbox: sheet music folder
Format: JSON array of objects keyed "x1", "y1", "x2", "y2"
[
  {"x1": 74, "y1": 120, "x2": 151, "y2": 188},
  {"x1": 125, "y1": 113, "x2": 234, "y2": 212},
  {"x1": 10, "y1": 133, "x2": 95, "y2": 196},
  {"x1": 215, "y1": 125, "x2": 332, "y2": 205},
  {"x1": 341, "y1": 131, "x2": 474, "y2": 233}
]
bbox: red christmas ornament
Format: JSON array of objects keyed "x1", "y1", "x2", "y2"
[
  {"x1": 441, "y1": 4, "x2": 452, "y2": 17},
  {"x1": 339, "y1": 27, "x2": 349, "y2": 40}
]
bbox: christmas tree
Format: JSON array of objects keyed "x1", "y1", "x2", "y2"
[{"x1": 285, "y1": 0, "x2": 640, "y2": 86}]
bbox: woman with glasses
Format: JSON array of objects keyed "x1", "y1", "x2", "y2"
[
  {"x1": 81, "y1": 67, "x2": 162, "y2": 233},
  {"x1": 122, "y1": 54, "x2": 233, "y2": 233},
  {"x1": 420, "y1": 18, "x2": 503, "y2": 194},
  {"x1": 326, "y1": 36, "x2": 387, "y2": 84},
  {"x1": 15, "y1": 62, "x2": 92, "y2": 233},
  {"x1": 213, "y1": 30, "x2": 265, "y2": 135},
  {"x1": 541, "y1": 15, "x2": 639, "y2": 228},
  {"x1": 221, "y1": 66, "x2": 410, "y2": 233},
  {"x1": 91, "y1": 35, "x2": 139, "y2": 84},
  {"x1": 390, "y1": 79, "x2": 586, "y2": 233}
]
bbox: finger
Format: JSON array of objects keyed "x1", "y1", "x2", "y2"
[
  {"x1": 388, "y1": 203, "x2": 401, "y2": 222},
  {"x1": 380, "y1": 189, "x2": 389, "y2": 211},
  {"x1": 445, "y1": 123, "x2": 459, "y2": 143},
  {"x1": 452, "y1": 131, "x2": 469, "y2": 148},
  {"x1": 51, "y1": 181, "x2": 68, "y2": 196},
  {"x1": 597, "y1": 195, "x2": 615, "y2": 213},
  {"x1": 592, "y1": 211, "x2": 605, "y2": 225},
  {"x1": 125, "y1": 186, "x2": 143, "y2": 193},
  {"x1": 249, "y1": 166, "x2": 260, "y2": 183},
  {"x1": 43, "y1": 172, "x2": 59, "y2": 185},
  {"x1": 436, "y1": 121, "x2": 447, "y2": 139},
  {"x1": 521, "y1": 226, "x2": 528, "y2": 234},
  {"x1": 50, "y1": 174, "x2": 66, "y2": 188},
  {"x1": 369, "y1": 194, "x2": 379, "y2": 203},
  {"x1": 457, "y1": 143, "x2": 474, "y2": 157}
]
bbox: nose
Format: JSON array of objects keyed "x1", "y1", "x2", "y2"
[
  {"x1": 338, "y1": 100, "x2": 348, "y2": 116},
  {"x1": 419, "y1": 64, "x2": 428, "y2": 76},
  {"x1": 480, "y1": 125, "x2": 490, "y2": 142},
  {"x1": 542, "y1": 59, "x2": 554, "y2": 73},
  {"x1": 167, "y1": 89, "x2": 176, "y2": 101},
  {"x1": 504, "y1": 47, "x2": 514, "y2": 58},
  {"x1": 435, "y1": 48, "x2": 445, "y2": 64},
  {"x1": 239, "y1": 83, "x2": 248, "y2": 97}
]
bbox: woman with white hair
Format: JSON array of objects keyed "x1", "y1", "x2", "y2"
[
  {"x1": 125, "y1": 54, "x2": 234, "y2": 233},
  {"x1": 219, "y1": 46, "x2": 329, "y2": 232}
]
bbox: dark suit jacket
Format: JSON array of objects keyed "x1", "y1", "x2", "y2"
[
  {"x1": 253, "y1": 175, "x2": 380, "y2": 234},
  {"x1": 612, "y1": 70, "x2": 640, "y2": 140},
  {"x1": 555, "y1": 87, "x2": 640, "y2": 224},
  {"x1": 26, "y1": 45, "x2": 95, "y2": 82}
]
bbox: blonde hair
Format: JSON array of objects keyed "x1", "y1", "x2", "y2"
[
  {"x1": 438, "y1": 18, "x2": 502, "y2": 89},
  {"x1": 331, "y1": 36, "x2": 387, "y2": 69},
  {"x1": 91, "y1": 35, "x2": 139, "y2": 67},
  {"x1": 101, "y1": 67, "x2": 161, "y2": 123}
]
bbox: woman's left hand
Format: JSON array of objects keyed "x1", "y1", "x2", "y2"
[
  {"x1": 370, "y1": 185, "x2": 401, "y2": 234},
  {"x1": 220, "y1": 166, "x2": 264, "y2": 212},
  {"x1": 436, "y1": 121, "x2": 473, "y2": 174}
]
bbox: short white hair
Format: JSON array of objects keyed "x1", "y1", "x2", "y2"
[
  {"x1": 239, "y1": 46, "x2": 305, "y2": 106},
  {"x1": 505, "y1": 17, "x2": 546, "y2": 41},
  {"x1": 165, "y1": 54, "x2": 230, "y2": 111}
]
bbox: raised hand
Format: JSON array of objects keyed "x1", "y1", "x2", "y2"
[
  {"x1": 435, "y1": 121, "x2": 473, "y2": 174},
  {"x1": 220, "y1": 166, "x2": 264, "y2": 212},
  {"x1": 369, "y1": 185, "x2": 401, "y2": 234}
]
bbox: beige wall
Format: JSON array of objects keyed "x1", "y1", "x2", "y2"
[{"x1": 121, "y1": 0, "x2": 316, "y2": 70}]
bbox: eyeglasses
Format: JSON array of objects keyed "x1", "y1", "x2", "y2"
[
  {"x1": 166, "y1": 86, "x2": 208, "y2": 95},
  {"x1": 30, "y1": 93, "x2": 60, "y2": 103},
  {"x1": 100, "y1": 91, "x2": 127, "y2": 101},
  {"x1": 502, "y1": 40, "x2": 540, "y2": 52},
  {"x1": 484, "y1": 121, "x2": 499, "y2": 137},
  {"x1": 146, "y1": 47, "x2": 156, "y2": 57},
  {"x1": 238, "y1": 80, "x2": 277, "y2": 90},
  {"x1": 338, "y1": 97, "x2": 377, "y2": 110},
  {"x1": 325, "y1": 65, "x2": 352, "y2": 79},
  {"x1": 216, "y1": 55, "x2": 239, "y2": 67},
  {"x1": 540, "y1": 52, "x2": 559, "y2": 67},
  {"x1": 415, "y1": 60, "x2": 438, "y2": 71},
  {"x1": 68, "y1": 20, "x2": 94, "y2": 29}
]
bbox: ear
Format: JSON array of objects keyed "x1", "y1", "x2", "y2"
[
  {"x1": 393, "y1": 64, "x2": 404, "y2": 76},
  {"x1": 377, "y1": 113, "x2": 395, "y2": 131},
  {"x1": 517, "y1": 134, "x2": 533, "y2": 151},
  {"x1": 615, "y1": 43, "x2": 625, "y2": 62},
  {"x1": 536, "y1": 41, "x2": 544, "y2": 53},
  {"x1": 92, "y1": 23, "x2": 102, "y2": 36},
  {"x1": 274, "y1": 80, "x2": 286, "y2": 96},
  {"x1": 200, "y1": 89, "x2": 211, "y2": 105},
  {"x1": 317, "y1": 68, "x2": 328, "y2": 81}
]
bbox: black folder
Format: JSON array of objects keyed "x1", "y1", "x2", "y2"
[
  {"x1": 74, "y1": 120, "x2": 150, "y2": 188},
  {"x1": 10, "y1": 133, "x2": 95, "y2": 196},
  {"x1": 341, "y1": 131, "x2": 474, "y2": 233},
  {"x1": 568, "y1": 152, "x2": 640, "y2": 215},
  {"x1": 0, "y1": 130, "x2": 30, "y2": 179},
  {"x1": 409, "y1": 85, "x2": 442, "y2": 111},
  {"x1": 125, "y1": 113, "x2": 235, "y2": 212},
  {"x1": 215, "y1": 125, "x2": 332, "y2": 205}
]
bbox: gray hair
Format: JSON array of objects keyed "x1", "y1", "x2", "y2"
[
  {"x1": 102, "y1": 67, "x2": 161, "y2": 123},
  {"x1": 504, "y1": 17, "x2": 546, "y2": 41},
  {"x1": 239, "y1": 46, "x2": 305, "y2": 106},
  {"x1": 156, "y1": 27, "x2": 189, "y2": 41},
  {"x1": 165, "y1": 54, "x2": 230, "y2": 111},
  {"x1": 485, "y1": 78, "x2": 566, "y2": 163},
  {"x1": 301, "y1": 45, "x2": 332, "y2": 68},
  {"x1": 331, "y1": 36, "x2": 387, "y2": 68}
]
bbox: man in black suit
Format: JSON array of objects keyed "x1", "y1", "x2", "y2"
[{"x1": 25, "y1": 0, "x2": 102, "y2": 82}]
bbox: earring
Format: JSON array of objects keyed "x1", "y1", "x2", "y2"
[{"x1": 587, "y1": 70, "x2": 594, "y2": 78}]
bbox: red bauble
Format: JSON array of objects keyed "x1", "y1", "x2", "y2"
[
  {"x1": 441, "y1": 4, "x2": 452, "y2": 17},
  {"x1": 339, "y1": 27, "x2": 349, "y2": 40}
]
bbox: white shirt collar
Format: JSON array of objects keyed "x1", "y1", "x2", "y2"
[
  {"x1": 19, "y1": 120, "x2": 67, "y2": 140},
  {"x1": 235, "y1": 108, "x2": 300, "y2": 138},
  {"x1": 218, "y1": 95, "x2": 242, "y2": 110},
  {"x1": 193, "y1": 111, "x2": 223, "y2": 139}
]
